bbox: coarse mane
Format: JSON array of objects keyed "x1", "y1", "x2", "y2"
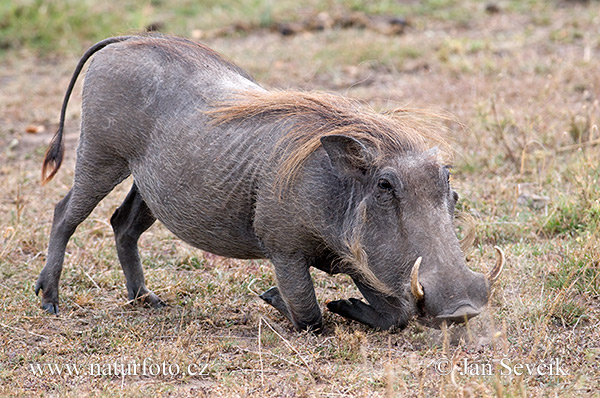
[{"x1": 208, "y1": 89, "x2": 451, "y2": 191}]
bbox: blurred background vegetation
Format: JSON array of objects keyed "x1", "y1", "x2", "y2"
[{"x1": 0, "y1": 0, "x2": 548, "y2": 54}]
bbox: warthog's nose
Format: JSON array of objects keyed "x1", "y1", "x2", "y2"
[{"x1": 433, "y1": 304, "x2": 481, "y2": 325}]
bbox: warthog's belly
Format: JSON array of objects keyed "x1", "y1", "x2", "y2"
[
  {"x1": 138, "y1": 183, "x2": 267, "y2": 259},
  {"x1": 128, "y1": 129, "x2": 271, "y2": 260}
]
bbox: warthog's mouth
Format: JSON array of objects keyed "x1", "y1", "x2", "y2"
[
  {"x1": 416, "y1": 304, "x2": 481, "y2": 329},
  {"x1": 434, "y1": 304, "x2": 481, "y2": 328}
]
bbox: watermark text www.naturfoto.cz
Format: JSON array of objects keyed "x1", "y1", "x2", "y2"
[
  {"x1": 28, "y1": 358, "x2": 209, "y2": 379},
  {"x1": 431, "y1": 357, "x2": 568, "y2": 377}
]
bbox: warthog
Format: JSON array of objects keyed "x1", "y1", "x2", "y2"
[{"x1": 35, "y1": 35, "x2": 503, "y2": 332}]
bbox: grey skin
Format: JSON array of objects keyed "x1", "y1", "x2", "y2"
[{"x1": 36, "y1": 35, "x2": 492, "y2": 332}]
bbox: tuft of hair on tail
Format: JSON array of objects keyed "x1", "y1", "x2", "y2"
[{"x1": 41, "y1": 127, "x2": 64, "y2": 185}]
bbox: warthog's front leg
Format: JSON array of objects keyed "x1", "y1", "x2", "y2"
[
  {"x1": 110, "y1": 183, "x2": 165, "y2": 308},
  {"x1": 327, "y1": 298, "x2": 395, "y2": 330},
  {"x1": 260, "y1": 255, "x2": 323, "y2": 333},
  {"x1": 327, "y1": 278, "x2": 412, "y2": 331}
]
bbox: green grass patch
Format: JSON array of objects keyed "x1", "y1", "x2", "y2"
[
  {"x1": 543, "y1": 159, "x2": 600, "y2": 237},
  {"x1": 0, "y1": 0, "x2": 303, "y2": 54},
  {"x1": 551, "y1": 298, "x2": 589, "y2": 327},
  {"x1": 0, "y1": 0, "x2": 146, "y2": 54},
  {"x1": 0, "y1": 0, "x2": 506, "y2": 56},
  {"x1": 547, "y1": 251, "x2": 600, "y2": 296}
]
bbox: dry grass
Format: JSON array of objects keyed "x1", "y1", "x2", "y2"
[{"x1": 1, "y1": 1, "x2": 599, "y2": 396}]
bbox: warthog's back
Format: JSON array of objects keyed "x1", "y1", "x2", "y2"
[{"x1": 80, "y1": 36, "x2": 272, "y2": 258}]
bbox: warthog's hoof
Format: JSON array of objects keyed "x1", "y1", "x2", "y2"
[
  {"x1": 326, "y1": 298, "x2": 355, "y2": 317},
  {"x1": 259, "y1": 286, "x2": 289, "y2": 317},
  {"x1": 259, "y1": 286, "x2": 280, "y2": 304},
  {"x1": 327, "y1": 298, "x2": 400, "y2": 331},
  {"x1": 34, "y1": 278, "x2": 59, "y2": 315},
  {"x1": 129, "y1": 290, "x2": 167, "y2": 309},
  {"x1": 260, "y1": 286, "x2": 323, "y2": 333},
  {"x1": 41, "y1": 301, "x2": 59, "y2": 315},
  {"x1": 144, "y1": 292, "x2": 167, "y2": 309}
]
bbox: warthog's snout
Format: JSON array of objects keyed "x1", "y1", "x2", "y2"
[{"x1": 412, "y1": 247, "x2": 505, "y2": 327}]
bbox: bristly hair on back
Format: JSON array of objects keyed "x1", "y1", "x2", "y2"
[{"x1": 207, "y1": 89, "x2": 452, "y2": 193}]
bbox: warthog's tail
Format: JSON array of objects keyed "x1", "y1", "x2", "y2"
[{"x1": 41, "y1": 36, "x2": 134, "y2": 184}]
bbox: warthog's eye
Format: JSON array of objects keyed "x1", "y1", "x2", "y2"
[{"x1": 377, "y1": 178, "x2": 394, "y2": 191}]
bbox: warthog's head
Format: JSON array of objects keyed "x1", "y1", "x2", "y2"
[{"x1": 321, "y1": 135, "x2": 503, "y2": 329}]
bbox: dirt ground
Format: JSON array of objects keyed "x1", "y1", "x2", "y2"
[{"x1": 1, "y1": 1, "x2": 599, "y2": 397}]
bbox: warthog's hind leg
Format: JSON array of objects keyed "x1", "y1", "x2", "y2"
[
  {"x1": 110, "y1": 183, "x2": 165, "y2": 308},
  {"x1": 35, "y1": 190, "x2": 78, "y2": 314},
  {"x1": 35, "y1": 156, "x2": 130, "y2": 314}
]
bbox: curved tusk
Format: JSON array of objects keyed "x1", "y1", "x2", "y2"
[
  {"x1": 410, "y1": 256, "x2": 424, "y2": 301},
  {"x1": 488, "y1": 246, "x2": 505, "y2": 285}
]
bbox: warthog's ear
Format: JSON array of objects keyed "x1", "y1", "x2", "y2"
[{"x1": 320, "y1": 135, "x2": 370, "y2": 180}]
